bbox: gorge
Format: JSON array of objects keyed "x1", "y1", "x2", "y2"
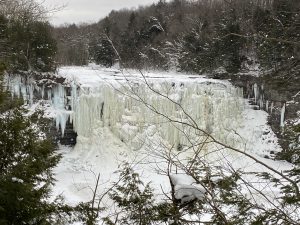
[{"x1": 4, "y1": 65, "x2": 287, "y2": 204}]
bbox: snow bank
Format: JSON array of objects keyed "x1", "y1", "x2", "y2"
[{"x1": 170, "y1": 174, "x2": 206, "y2": 204}]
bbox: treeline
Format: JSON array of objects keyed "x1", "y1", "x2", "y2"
[
  {"x1": 0, "y1": 0, "x2": 57, "y2": 72},
  {"x1": 54, "y1": 0, "x2": 299, "y2": 74}
]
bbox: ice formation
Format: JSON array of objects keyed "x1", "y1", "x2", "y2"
[
  {"x1": 5, "y1": 73, "x2": 72, "y2": 136},
  {"x1": 5, "y1": 67, "x2": 247, "y2": 150},
  {"x1": 72, "y1": 81, "x2": 244, "y2": 149},
  {"x1": 280, "y1": 103, "x2": 286, "y2": 128},
  {"x1": 250, "y1": 82, "x2": 286, "y2": 127},
  {"x1": 252, "y1": 83, "x2": 264, "y2": 110}
]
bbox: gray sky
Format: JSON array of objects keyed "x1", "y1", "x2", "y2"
[{"x1": 41, "y1": 0, "x2": 162, "y2": 26}]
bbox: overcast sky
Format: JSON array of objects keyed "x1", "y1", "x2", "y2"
[{"x1": 41, "y1": 0, "x2": 162, "y2": 26}]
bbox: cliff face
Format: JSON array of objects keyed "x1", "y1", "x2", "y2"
[
  {"x1": 229, "y1": 69, "x2": 300, "y2": 161},
  {"x1": 3, "y1": 67, "x2": 247, "y2": 151},
  {"x1": 4, "y1": 71, "x2": 77, "y2": 146}
]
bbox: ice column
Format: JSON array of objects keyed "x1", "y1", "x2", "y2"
[
  {"x1": 70, "y1": 80, "x2": 245, "y2": 150},
  {"x1": 280, "y1": 103, "x2": 286, "y2": 128}
]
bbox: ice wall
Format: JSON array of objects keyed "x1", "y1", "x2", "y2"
[
  {"x1": 65, "y1": 69, "x2": 246, "y2": 152},
  {"x1": 4, "y1": 73, "x2": 72, "y2": 137},
  {"x1": 5, "y1": 69, "x2": 246, "y2": 151}
]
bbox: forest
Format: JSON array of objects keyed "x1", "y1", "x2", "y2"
[
  {"x1": 54, "y1": 0, "x2": 299, "y2": 75},
  {"x1": 0, "y1": 0, "x2": 300, "y2": 224}
]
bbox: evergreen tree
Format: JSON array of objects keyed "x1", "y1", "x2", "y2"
[
  {"x1": 216, "y1": 8, "x2": 242, "y2": 73},
  {"x1": 0, "y1": 8, "x2": 57, "y2": 73},
  {"x1": 0, "y1": 108, "x2": 60, "y2": 224},
  {"x1": 178, "y1": 19, "x2": 216, "y2": 73},
  {"x1": 104, "y1": 164, "x2": 157, "y2": 225},
  {"x1": 254, "y1": 0, "x2": 299, "y2": 71},
  {"x1": 29, "y1": 21, "x2": 57, "y2": 72},
  {"x1": 7, "y1": 20, "x2": 57, "y2": 72},
  {"x1": 0, "y1": 2, "x2": 60, "y2": 223},
  {"x1": 89, "y1": 38, "x2": 115, "y2": 67},
  {"x1": 0, "y1": 64, "x2": 62, "y2": 224},
  {"x1": 0, "y1": 15, "x2": 9, "y2": 64},
  {"x1": 120, "y1": 12, "x2": 142, "y2": 68},
  {"x1": 139, "y1": 16, "x2": 167, "y2": 69}
]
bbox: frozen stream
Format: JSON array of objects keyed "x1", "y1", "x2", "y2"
[{"x1": 6, "y1": 65, "x2": 289, "y2": 205}]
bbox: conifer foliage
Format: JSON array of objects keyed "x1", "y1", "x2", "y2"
[
  {"x1": 104, "y1": 164, "x2": 157, "y2": 225},
  {"x1": 0, "y1": 109, "x2": 59, "y2": 225}
]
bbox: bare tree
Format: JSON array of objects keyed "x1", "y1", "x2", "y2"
[{"x1": 0, "y1": 0, "x2": 65, "y2": 23}]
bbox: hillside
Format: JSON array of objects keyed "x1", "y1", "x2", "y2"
[{"x1": 53, "y1": 0, "x2": 299, "y2": 74}]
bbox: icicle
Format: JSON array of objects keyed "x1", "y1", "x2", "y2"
[
  {"x1": 28, "y1": 84, "x2": 34, "y2": 105},
  {"x1": 19, "y1": 80, "x2": 27, "y2": 103},
  {"x1": 41, "y1": 85, "x2": 45, "y2": 99},
  {"x1": 266, "y1": 100, "x2": 269, "y2": 112},
  {"x1": 259, "y1": 96, "x2": 264, "y2": 109},
  {"x1": 51, "y1": 84, "x2": 72, "y2": 135},
  {"x1": 13, "y1": 77, "x2": 21, "y2": 98},
  {"x1": 52, "y1": 84, "x2": 65, "y2": 109},
  {"x1": 56, "y1": 112, "x2": 70, "y2": 137},
  {"x1": 253, "y1": 83, "x2": 258, "y2": 103},
  {"x1": 47, "y1": 89, "x2": 52, "y2": 100},
  {"x1": 280, "y1": 103, "x2": 286, "y2": 128},
  {"x1": 71, "y1": 82, "x2": 77, "y2": 111},
  {"x1": 69, "y1": 80, "x2": 246, "y2": 149},
  {"x1": 270, "y1": 102, "x2": 274, "y2": 114}
]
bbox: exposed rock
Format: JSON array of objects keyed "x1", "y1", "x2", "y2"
[{"x1": 228, "y1": 67, "x2": 300, "y2": 159}]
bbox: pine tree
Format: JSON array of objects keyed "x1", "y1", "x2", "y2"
[
  {"x1": 7, "y1": 20, "x2": 57, "y2": 72},
  {"x1": 104, "y1": 164, "x2": 157, "y2": 225},
  {"x1": 0, "y1": 107, "x2": 60, "y2": 224},
  {"x1": 0, "y1": 10, "x2": 57, "y2": 73},
  {"x1": 29, "y1": 21, "x2": 57, "y2": 72},
  {"x1": 217, "y1": 8, "x2": 242, "y2": 73},
  {"x1": 119, "y1": 12, "x2": 142, "y2": 68},
  {"x1": 89, "y1": 38, "x2": 115, "y2": 67},
  {"x1": 178, "y1": 19, "x2": 217, "y2": 73},
  {"x1": 254, "y1": 0, "x2": 299, "y2": 71},
  {"x1": 0, "y1": 2, "x2": 64, "y2": 224}
]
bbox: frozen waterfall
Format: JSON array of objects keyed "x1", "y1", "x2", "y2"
[{"x1": 5, "y1": 67, "x2": 248, "y2": 152}]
